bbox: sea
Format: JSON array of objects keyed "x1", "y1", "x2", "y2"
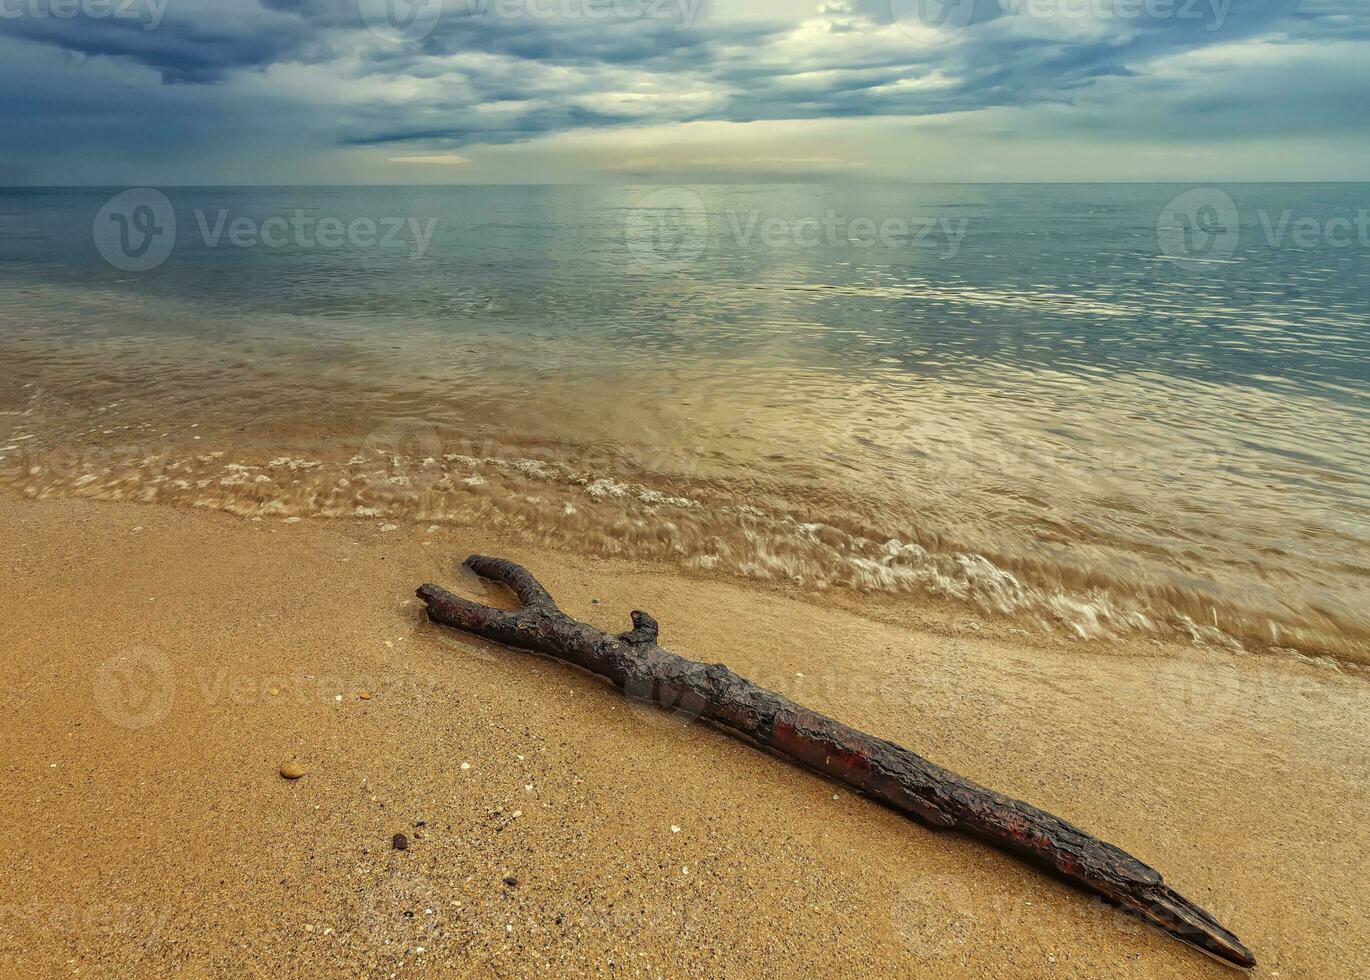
[{"x1": 1, "y1": 184, "x2": 1366, "y2": 663}]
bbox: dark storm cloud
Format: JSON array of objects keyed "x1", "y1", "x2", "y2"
[
  {"x1": 0, "y1": 0, "x2": 1366, "y2": 171},
  {"x1": 0, "y1": 1, "x2": 333, "y2": 83},
  {"x1": 330, "y1": 0, "x2": 1366, "y2": 147}
]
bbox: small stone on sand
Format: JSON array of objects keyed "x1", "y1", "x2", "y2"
[
  {"x1": 279, "y1": 761, "x2": 306, "y2": 779},
  {"x1": 359, "y1": 691, "x2": 371, "y2": 700},
  {"x1": 503, "y1": 876, "x2": 518, "y2": 888},
  {"x1": 392, "y1": 833, "x2": 409, "y2": 851}
]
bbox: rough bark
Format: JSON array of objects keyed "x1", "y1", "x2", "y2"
[{"x1": 417, "y1": 555, "x2": 1255, "y2": 969}]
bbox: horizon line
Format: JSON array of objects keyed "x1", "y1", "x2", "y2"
[{"x1": 4, "y1": 180, "x2": 1369, "y2": 189}]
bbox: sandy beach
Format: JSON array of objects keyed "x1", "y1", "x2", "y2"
[
  {"x1": 7, "y1": 0, "x2": 1370, "y2": 973},
  {"x1": 1, "y1": 494, "x2": 1366, "y2": 977}
]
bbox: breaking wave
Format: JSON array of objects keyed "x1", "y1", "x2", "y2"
[{"x1": 3, "y1": 437, "x2": 1366, "y2": 666}]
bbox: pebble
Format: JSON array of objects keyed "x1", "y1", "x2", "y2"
[
  {"x1": 269, "y1": 687, "x2": 281, "y2": 696},
  {"x1": 502, "y1": 876, "x2": 518, "y2": 888},
  {"x1": 379, "y1": 524, "x2": 398, "y2": 532},
  {"x1": 460, "y1": 762, "x2": 471, "y2": 771},
  {"x1": 359, "y1": 691, "x2": 372, "y2": 700},
  {"x1": 392, "y1": 833, "x2": 409, "y2": 851},
  {"x1": 671, "y1": 825, "x2": 681, "y2": 833},
  {"x1": 279, "y1": 761, "x2": 306, "y2": 779}
]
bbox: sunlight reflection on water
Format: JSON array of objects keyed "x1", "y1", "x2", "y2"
[{"x1": 1, "y1": 184, "x2": 1367, "y2": 661}]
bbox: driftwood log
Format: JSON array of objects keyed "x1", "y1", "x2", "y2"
[{"x1": 417, "y1": 556, "x2": 1255, "y2": 969}]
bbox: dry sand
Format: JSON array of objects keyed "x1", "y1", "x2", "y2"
[{"x1": 1, "y1": 495, "x2": 1366, "y2": 978}]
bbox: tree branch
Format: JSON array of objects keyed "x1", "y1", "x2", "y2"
[{"x1": 417, "y1": 556, "x2": 1255, "y2": 969}]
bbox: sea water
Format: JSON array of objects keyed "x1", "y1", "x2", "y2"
[{"x1": 1, "y1": 184, "x2": 1366, "y2": 661}]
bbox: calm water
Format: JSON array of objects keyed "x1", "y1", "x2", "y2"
[{"x1": 1, "y1": 185, "x2": 1367, "y2": 662}]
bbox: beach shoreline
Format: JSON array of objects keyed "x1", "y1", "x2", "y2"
[
  {"x1": 5, "y1": 260, "x2": 1367, "y2": 670},
  {"x1": 1, "y1": 494, "x2": 1366, "y2": 977}
]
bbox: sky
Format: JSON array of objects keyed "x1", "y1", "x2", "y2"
[{"x1": 1, "y1": 0, "x2": 1367, "y2": 183}]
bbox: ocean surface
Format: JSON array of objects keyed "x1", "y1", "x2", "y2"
[{"x1": 1, "y1": 184, "x2": 1367, "y2": 663}]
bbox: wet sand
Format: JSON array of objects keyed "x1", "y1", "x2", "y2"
[{"x1": 1, "y1": 495, "x2": 1366, "y2": 977}]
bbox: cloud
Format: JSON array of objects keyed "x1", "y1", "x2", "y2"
[
  {"x1": 1, "y1": 0, "x2": 330, "y2": 83},
  {"x1": 387, "y1": 151, "x2": 472, "y2": 164},
  {"x1": 323, "y1": 0, "x2": 1365, "y2": 147},
  {"x1": 0, "y1": 0, "x2": 1366, "y2": 180}
]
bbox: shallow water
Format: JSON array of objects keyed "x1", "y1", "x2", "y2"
[{"x1": 1, "y1": 184, "x2": 1367, "y2": 661}]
